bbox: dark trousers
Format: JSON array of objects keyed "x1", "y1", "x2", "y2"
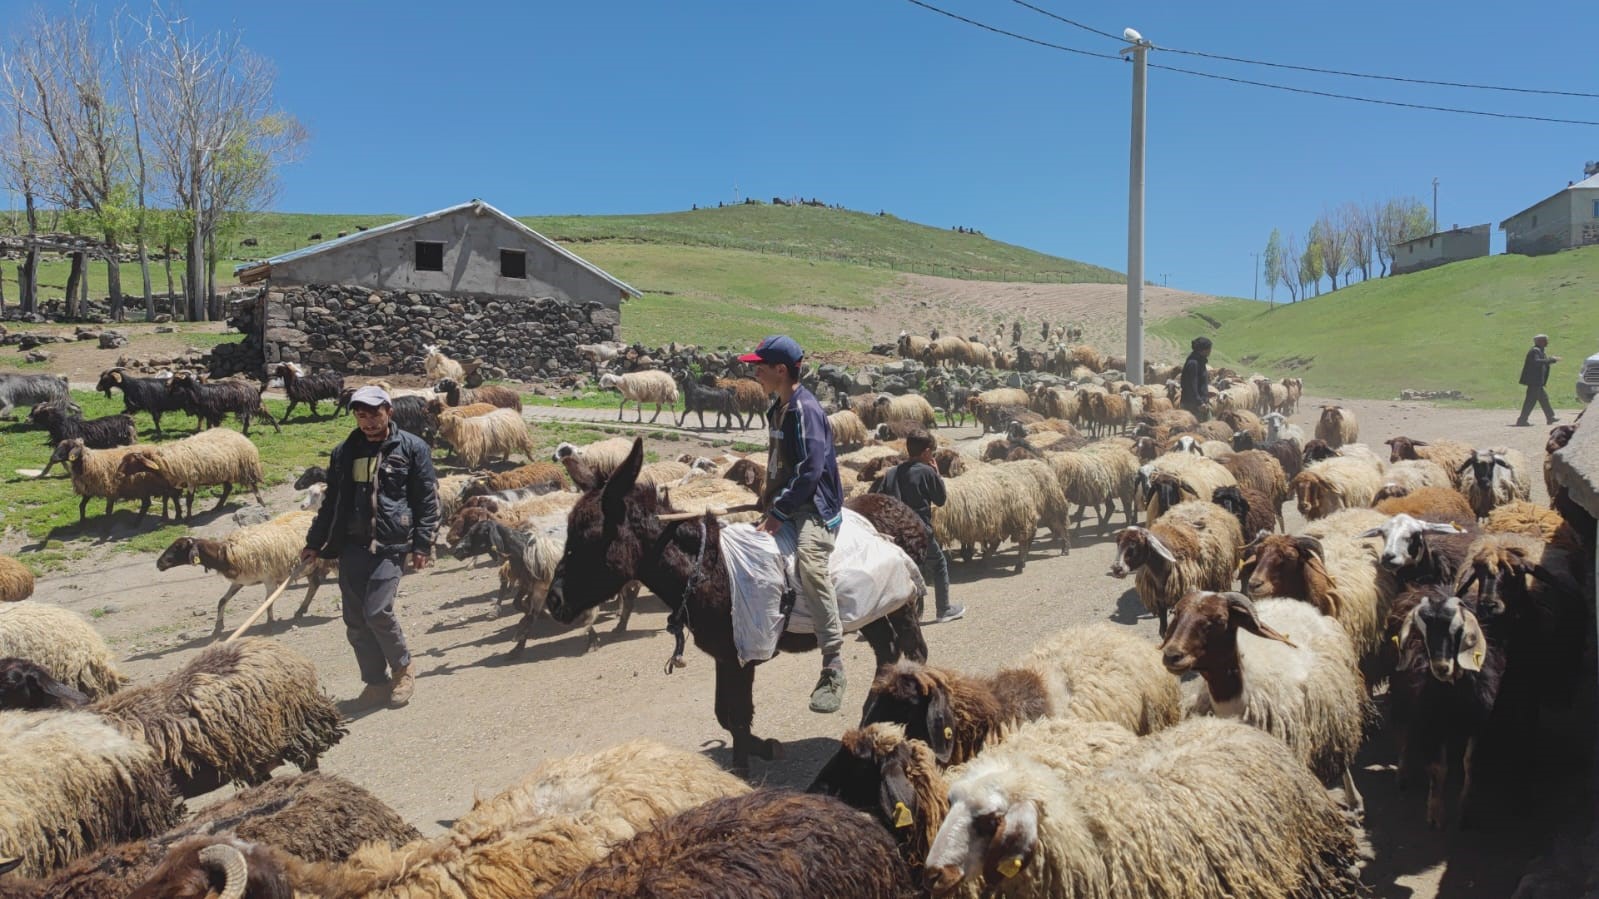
[
  {"x1": 922, "y1": 539, "x2": 951, "y2": 616},
  {"x1": 1518, "y1": 384, "x2": 1555, "y2": 425},
  {"x1": 338, "y1": 545, "x2": 411, "y2": 685}
]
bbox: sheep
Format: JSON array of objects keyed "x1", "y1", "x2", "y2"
[
  {"x1": 1140, "y1": 452, "x2": 1237, "y2": 522},
  {"x1": 923, "y1": 335, "x2": 974, "y2": 367},
  {"x1": 1484, "y1": 499, "x2": 1586, "y2": 555},
  {"x1": 432, "y1": 376, "x2": 522, "y2": 412},
  {"x1": 462, "y1": 461, "x2": 567, "y2": 498},
  {"x1": 1377, "y1": 458, "x2": 1454, "y2": 496},
  {"x1": 1359, "y1": 512, "x2": 1478, "y2": 589},
  {"x1": 0, "y1": 771, "x2": 420, "y2": 899},
  {"x1": 1457, "y1": 447, "x2": 1533, "y2": 518},
  {"x1": 713, "y1": 376, "x2": 767, "y2": 428},
  {"x1": 154, "y1": 510, "x2": 335, "y2": 634},
  {"x1": 545, "y1": 790, "x2": 915, "y2": 899},
  {"x1": 1315, "y1": 404, "x2": 1359, "y2": 448},
  {"x1": 166, "y1": 371, "x2": 280, "y2": 436},
  {"x1": 0, "y1": 659, "x2": 84, "y2": 713},
  {"x1": 422, "y1": 343, "x2": 467, "y2": 382},
  {"x1": 0, "y1": 601, "x2": 126, "y2": 699},
  {"x1": 437, "y1": 407, "x2": 536, "y2": 468},
  {"x1": 898, "y1": 330, "x2": 931, "y2": 360},
  {"x1": 1374, "y1": 485, "x2": 1478, "y2": 528},
  {"x1": 1044, "y1": 444, "x2": 1137, "y2": 531},
  {"x1": 390, "y1": 393, "x2": 439, "y2": 445},
  {"x1": 27, "y1": 402, "x2": 135, "y2": 474},
  {"x1": 575, "y1": 340, "x2": 626, "y2": 374},
  {"x1": 993, "y1": 458, "x2": 1074, "y2": 554},
  {"x1": 1211, "y1": 484, "x2": 1277, "y2": 539},
  {"x1": 1385, "y1": 435, "x2": 1475, "y2": 489},
  {"x1": 637, "y1": 459, "x2": 692, "y2": 488},
  {"x1": 1109, "y1": 500, "x2": 1244, "y2": 635},
  {"x1": 927, "y1": 378, "x2": 973, "y2": 426},
  {"x1": 675, "y1": 375, "x2": 737, "y2": 429},
  {"x1": 1251, "y1": 376, "x2": 1290, "y2": 417},
  {"x1": 1301, "y1": 438, "x2": 1387, "y2": 474},
  {"x1": 854, "y1": 622, "x2": 1179, "y2": 766},
  {"x1": 598, "y1": 370, "x2": 678, "y2": 422},
  {"x1": 1544, "y1": 423, "x2": 1577, "y2": 500},
  {"x1": 1058, "y1": 343, "x2": 1106, "y2": 372},
  {"x1": 60, "y1": 440, "x2": 182, "y2": 523},
  {"x1": 839, "y1": 443, "x2": 907, "y2": 473},
  {"x1": 0, "y1": 556, "x2": 32, "y2": 603},
  {"x1": 659, "y1": 476, "x2": 761, "y2": 524},
  {"x1": 876, "y1": 419, "x2": 927, "y2": 443},
  {"x1": 1240, "y1": 532, "x2": 1396, "y2": 664},
  {"x1": 431, "y1": 399, "x2": 498, "y2": 420},
  {"x1": 1082, "y1": 391, "x2": 1132, "y2": 437},
  {"x1": 932, "y1": 465, "x2": 1038, "y2": 570},
  {"x1": 0, "y1": 371, "x2": 67, "y2": 419},
  {"x1": 925, "y1": 715, "x2": 1369, "y2": 899},
  {"x1": 267, "y1": 362, "x2": 344, "y2": 421},
  {"x1": 0, "y1": 711, "x2": 185, "y2": 879},
  {"x1": 1219, "y1": 448, "x2": 1289, "y2": 523},
  {"x1": 1217, "y1": 407, "x2": 1265, "y2": 444},
  {"x1": 868, "y1": 392, "x2": 938, "y2": 429},
  {"x1": 91, "y1": 638, "x2": 345, "y2": 798},
  {"x1": 117, "y1": 427, "x2": 265, "y2": 521},
  {"x1": 435, "y1": 472, "x2": 475, "y2": 522},
  {"x1": 97, "y1": 367, "x2": 192, "y2": 436},
  {"x1": 1028, "y1": 384, "x2": 1077, "y2": 422},
  {"x1": 552, "y1": 436, "x2": 637, "y2": 479},
  {"x1": 1291, "y1": 456, "x2": 1386, "y2": 520},
  {"x1": 1385, "y1": 585, "x2": 1504, "y2": 829},
  {"x1": 127, "y1": 738, "x2": 751, "y2": 899},
  {"x1": 827, "y1": 408, "x2": 869, "y2": 448}
]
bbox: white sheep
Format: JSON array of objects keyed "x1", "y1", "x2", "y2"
[
  {"x1": 1457, "y1": 447, "x2": 1533, "y2": 518},
  {"x1": 925, "y1": 716, "x2": 1369, "y2": 898},
  {"x1": 438, "y1": 408, "x2": 536, "y2": 468},
  {"x1": 1379, "y1": 459, "x2": 1454, "y2": 495},
  {"x1": 59, "y1": 440, "x2": 180, "y2": 523},
  {"x1": 1161, "y1": 591, "x2": 1369, "y2": 812},
  {"x1": 1109, "y1": 499, "x2": 1244, "y2": 635},
  {"x1": 827, "y1": 409, "x2": 868, "y2": 448},
  {"x1": 553, "y1": 436, "x2": 639, "y2": 480},
  {"x1": 932, "y1": 465, "x2": 1040, "y2": 572},
  {"x1": 1261, "y1": 411, "x2": 1304, "y2": 445},
  {"x1": 1291, "y1": 456, "x2": 1386, "y2": 520},
  {"x1": 422, "y1": 343, "x2": 467, "y2": 382},
  {"x1": 154, "y1": 510, "x2": 336, "y2": 634},
  {"x1": 1241, "y1": 531, "x2": 1397, "y2": 665},
  {"x1": 117, "y1": 427, "x2": 265, "y2": 520},
  {"x1": 598, "y1": 370, "x2": 678, "y2": 423},
  {"x1": 862, "y1": 393, "x2": 938, "y2": 429},
  {"x1": 0, "y1": 602, "x2": 127, "y2": 699},
  {"x1": 1140, "y1": 451, "x2": 1237, "y2": 521}
]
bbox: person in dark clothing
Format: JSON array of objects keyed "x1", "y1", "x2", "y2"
[
  {"x1": 302, "y1": 385, "x2": 439, "y2": 708},
  {"x1": 1180, "y1": 337, "x2": 1213, "y2": 416},
  {"x1": 740, "y1": 335, "x2": 849, "y2": 714},
  {"x1": 870, "y1": 429, "x2": 963, "y2": 624},
  {"x1": 1514, "y1": 333, "x2": 1561, "y2": 427}
]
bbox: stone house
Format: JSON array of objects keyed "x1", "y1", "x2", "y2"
[
  {"x1": 1390, "y1": 223, "x2": 1490, "y2": 276},
  {"x1": 231, "y1": 200, "x2": 638, "y2": 378},
  {"x1": 1499, "y1": 173, "x2": 1599, "y2": 256}
]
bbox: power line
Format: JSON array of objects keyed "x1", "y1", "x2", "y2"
[
  {"x1": 1003, "y1": 0, "x2": 1124, "y2": 43},
  {"x1": 901, "y1": 0, "x2": 1599, "y2": 126}
]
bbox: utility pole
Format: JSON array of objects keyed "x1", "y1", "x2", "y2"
[
  {"x1": 1250, "y1": 251, "x2": 1260, "y2": 301},
  {"x1": 1160, "y1": 272, "x2": 1169, "y2": 287},
  {"x1": 1122, "y1": 27, "x2": 1150, "y2": 385},
  {"x1": 1432, "y1": 177, "x2": 1439, "y2": 232}
]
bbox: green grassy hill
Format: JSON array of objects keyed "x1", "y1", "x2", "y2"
[
  {"x1": 3, "y1": 204, "x2": 1122, "y2": 351},
  {"x1": 1151, "y1": 247, "x2": 1599, "y2": 408}
]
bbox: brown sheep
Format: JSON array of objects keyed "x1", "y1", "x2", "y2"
[
  {"x1": 716, "y1": 377, "x2": 769, "y2": 428},
  {"x1": 1220, "y1": 449, "x2": 1289, "y2": 525},
  {"x1": 1218, "y1": 408, "x2": 1265, "y2": 444},
  {"x1": 1212, "y1": 484, "x2": 1278, "y2": 540},
  {"x1": 1374, "y1": 486, "x2": 1477, "y2": 529},
  {"x1": 462, "y1": 461, "x2": 567, "y2": 498},
  {"x1": 1385, "y1": 435, "x2": 1475, "y2": 489},
  {"x1": 1315, "y1": 405, "x2": 1359, "y2": 448}
]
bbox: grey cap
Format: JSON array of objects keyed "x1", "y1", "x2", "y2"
[
  {"x1": 1534, "y1": 334, "x2": 1549, "y2": 341},
  {"x1": 348, "y1": 385, "x2": 392, "y2": 408}
]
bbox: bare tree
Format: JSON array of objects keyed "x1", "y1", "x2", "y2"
[
  {"x1": 0, "y1": 59, "x2": 43, "y2": 315},
  {"x1": 112, "y1": 16, "x2": 154, "y2": 319},
  {"x1": 1342, "y1": 202, "x2": 1372, "y2": 284},
  {"x1": 138, "y1": 11, "x2": 304, "y2": 321},
  {"x1": 1312, "y1": 211, "x2": 1346, "y2": 293},
  {"x1": 1278, "y1": 230, "x2": 1300, "y2": 303}
]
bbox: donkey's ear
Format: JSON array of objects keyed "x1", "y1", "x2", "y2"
[{"x1": 601, "y1": 439, "x2": 646, "y2": 522}]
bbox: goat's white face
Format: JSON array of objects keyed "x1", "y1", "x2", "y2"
[
  {"x1": 1361, "y1": 513, "x2": 1459, "y2": 570},
  {"x1": 926, "y1": 764, "x2": 1038, "y2": 894},
  {"x1": 300, "y1": 482, "x2": 326, "y2": 511}
]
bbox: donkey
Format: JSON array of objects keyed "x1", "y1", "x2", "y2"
[{"x1": 547, "y1": 438, "x2": 928, "y2": 776}]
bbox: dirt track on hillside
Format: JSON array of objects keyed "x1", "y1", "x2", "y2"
[{"x1": 22, "y1": 390, "x2": 1593, "y2": 897}]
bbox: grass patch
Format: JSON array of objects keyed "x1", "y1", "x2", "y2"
[
  {"x1": 1150, "y1": 247, "x2": 1599, "y2": 409},
  {"x1": 525, "y1": 390, "x2": 619, "y2": 410}
]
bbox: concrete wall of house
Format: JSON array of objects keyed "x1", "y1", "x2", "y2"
[
  {"x1": 1390, "y1": 224, "x2": 1490, "y2": 276},
  {"x1": 267, "y1": 208, "x2": 627, "y2": 308},
  {"x1": 1504, "y1": 189, "x2": 1599, "y2": 256}
]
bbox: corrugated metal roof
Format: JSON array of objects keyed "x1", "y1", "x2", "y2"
[
  {"x1": 1499, "y1": 173, "x2": 1599, "y2": 229},
  {"x1": 232, "y1": 200, "x2": 641, "y2": 297}
]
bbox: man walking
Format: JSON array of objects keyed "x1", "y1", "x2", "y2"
[
  {"x1": 1515, "y1": 334, "x2": 1561, "y2": 427},
  {"x1": 741, "y1": 335, "x2": 848, "y2": 714},
  {"x1": 302, "y1": 385, "x2": 438, "y2": 708},
  {"x1": 1180, "y1": 337, "x2": 1212, "y2": 417}
]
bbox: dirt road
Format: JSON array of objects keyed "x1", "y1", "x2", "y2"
[{"x1": 27, "y1": 393, "x2": 1590, "y2": 896}]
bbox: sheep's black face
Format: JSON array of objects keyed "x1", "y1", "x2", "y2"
[
  {"x1": 0, "y1": 658, "x2": 86, "y2": 710},
  {"x1": 451, "y1": 524, "x2": 495, "y2": 562},
  {"x1": 155, "y1": 539, "x2": 197, "y2": 571}
]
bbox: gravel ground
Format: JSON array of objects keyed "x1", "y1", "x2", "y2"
[{"x1": 26, "y1": 392, "x2": 1592, "y2": 897}]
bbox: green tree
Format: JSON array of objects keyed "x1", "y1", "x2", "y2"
[
  {"x1": 1301, "y1": 227, "x2": 1324, "y2": 298},
  {"x1": 1263, "y1": 229, "x2": 1283, "y2": 306}
]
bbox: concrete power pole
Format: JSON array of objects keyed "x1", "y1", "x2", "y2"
[
  {"x1": 1123, "y1": 28, "x2": 1150, "y2": 385},
  {"x1": 1251, "y1": 251, "x2": 1260, "y2": 301},
  {"x1": 1432, "y1": 177, "x2": 1439, "y2": 232}
]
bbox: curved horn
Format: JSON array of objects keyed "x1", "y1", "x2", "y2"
[{"x1": 199, "y1": 843, "x2": 249, "y2": 899}]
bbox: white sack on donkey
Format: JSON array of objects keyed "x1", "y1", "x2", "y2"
[{"x1": 722, "y1": 509, "x2": 925, "y2": 665}]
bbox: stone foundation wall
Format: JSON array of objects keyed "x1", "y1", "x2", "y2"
[{"x1": 257, "y1": 284, "x2": 620, "y2": 379}]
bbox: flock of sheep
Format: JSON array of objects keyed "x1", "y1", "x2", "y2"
[{"x1": 0, "y1": 334, "x2": 1592, "y2": 897}]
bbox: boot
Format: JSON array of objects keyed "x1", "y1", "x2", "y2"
[
  {"x1": 352, "y1": 682, "x2": 390, "y2": 708},
  {"x1": 389, "y1": 664, "x2": 415, "y2": 707}
]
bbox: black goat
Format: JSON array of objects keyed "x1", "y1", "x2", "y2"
[
  {"x1": 675, "y1": 376, "x2": 735, "y2": 430},
  {"x1": 1387, "y1": 586, "x2": 1506, "y2": 830},
  {"x1": 0, "y1": 657, "x2": 87, "y2": 710},
  {"x1": 29, "y1": 402, "x2": 136, "y2": 477},
  {"x1": 269, "y1": 362, "x2": 344, "y2": 421},
  {"x1": 924, "y1": 379, "x2": 970, "y2": 427},
  {"x1": 167, "y1": 371, "x2": 280, "y2": 436},
  {"x1": 97, "y1": 368, "x2": 192, "y2": 436},
  {"x1": 390, "y1": 394, "x2": 438, "y2": 446},
  {"x1": 1211, "y1": 484, "x2": 1275, "y2": 541},
  {"x1": 293, "y1": 466, "x2": 328, "y2": 490},
  {"x1": 1232, "y1": 430, "x2": 1303, "y2": 481}
]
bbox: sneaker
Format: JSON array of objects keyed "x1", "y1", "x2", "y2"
[
  {"x1": 388, "y1": 665, "x2": 415, "y2": 707},
  {"x1": 1511, "y1": 421, "x2": 1532, "y2": 427},
  {"x1": 934, "y1": 605, "x2": 967, "y2": 624},
  {"x1": 352, "y1": 682, "x2": 390, "y2": 708},
  {"x1": 809, "y1": 668, "x2": 846, "y2": 714}
]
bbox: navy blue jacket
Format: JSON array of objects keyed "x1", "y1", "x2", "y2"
[{"x1": 763, "y1": 385, "x2": 844, "y2": 529}]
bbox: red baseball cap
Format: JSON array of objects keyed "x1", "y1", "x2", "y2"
[{"x1": 738, "y1": 335, "x2": 804, "y2": 365}]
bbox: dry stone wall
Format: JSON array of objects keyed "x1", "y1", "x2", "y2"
[{"x1": 256, "y1": 284, "x2": 620, "y2": 379}]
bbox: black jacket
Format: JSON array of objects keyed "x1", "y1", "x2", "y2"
[
  {"x1": 870, "y1": 460, "x2": 946, "y2": 530},
  {"x1": 1180, "y1": 351, "x2": 1210, "y2": 409},
  {"x1": 305, "y1": 424, "x2": 439, "y2": 557},
  {"x1": 1519, "y1": 345, "x2": 1555, "y2": 387}
]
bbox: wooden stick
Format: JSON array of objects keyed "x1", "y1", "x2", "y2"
[
  {"x1": 658, "y1": 503, "x2": 759, "y2": 523},
  {"x1": 224, "y1": 560, "x2": 307, "y2": 643}
]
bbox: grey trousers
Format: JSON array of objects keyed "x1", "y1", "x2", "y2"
[
  {"x1": 339, "y1": 545, "x2": 411, "y2": 685},
  {"x1": 789, "y1": 509, "x2": 844, "y2": 660}
]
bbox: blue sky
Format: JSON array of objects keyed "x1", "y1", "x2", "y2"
[{"x1": 11, "y1": 0, "x2": 1595, "y2": 298}]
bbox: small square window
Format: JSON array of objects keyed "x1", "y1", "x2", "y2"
[
  {"x1": 500, "y1": 249, "x2": 527, "y2": 279},
  {"x1": 415, "y1": 241, "x2": 444, "y2": 272},
  {"x1": 1592, "y1": 199, "x2": 1599, "y2": 218}
]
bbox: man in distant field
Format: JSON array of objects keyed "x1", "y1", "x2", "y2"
[
  {"x1": 1180, "y1": 336, "x2": 1212, "y2": 417},
  {"x1": 1514, "y1": 333, "x2": 1561, "y2": 427},
  {"x1": 302, "y1": 385, "x2": 438, "y2": 708}
]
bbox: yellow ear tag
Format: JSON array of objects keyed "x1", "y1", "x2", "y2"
[
  {"x1": 189, "y1": 552, "x2": 201, "y2": 566},
  {"x1": 892, "y1": 802, "x2": 913, "y2": 829},
  {"x1": 1474, "y1": 650, "x2": 1484, "y2": 666},
  {"x1": 1390, "y1": 635, "x2": 1400, "y2": 648},
  {"x1": 944, "y1": 726, "x2": 954, "y2": 741},
  {"x1": 998, "y1": 856, "x2": 1024, "y2": 878}
]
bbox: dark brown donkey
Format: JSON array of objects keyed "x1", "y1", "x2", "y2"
[{"x1": 547, "y1": 438, "x2": 928, "y2": 775}]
